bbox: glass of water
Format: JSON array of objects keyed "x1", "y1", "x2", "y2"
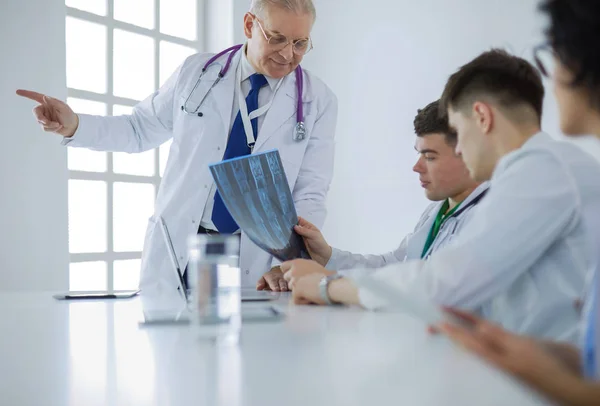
[{"x1": 187, "y1": 234, "x2": 241, "y2": 344}]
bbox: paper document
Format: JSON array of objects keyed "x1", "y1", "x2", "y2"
[{"x1": 209, "y1": 150, "x2": 311, "y2": 262}]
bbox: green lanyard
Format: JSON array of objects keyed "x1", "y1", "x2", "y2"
[{"x1": 421, "y1": 200, "x2": 461, "y2": 259}]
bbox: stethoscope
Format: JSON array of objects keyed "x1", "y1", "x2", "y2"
[
  {"x1": 421, "y1": 188, "x2": 489, "y2": 260},
  {"x1": 180, "y1": 44, "x2": 307, "y2": 145}
]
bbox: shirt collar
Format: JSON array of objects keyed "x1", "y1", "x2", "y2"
[{"x1": 240, "y1": 44, "x2": 280, "y2": 91}]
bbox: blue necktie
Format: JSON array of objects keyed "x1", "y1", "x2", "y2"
[{"x1": 212, "y1": 73, "x2": 268, "y2": 233}]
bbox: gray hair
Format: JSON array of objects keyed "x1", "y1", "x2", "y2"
[{"x1": 249, "y1": 0, "x2": 316, "y2": 21}]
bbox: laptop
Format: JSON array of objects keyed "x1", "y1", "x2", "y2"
[{"x1": 159, "y1": 216, "x2": 279, "y2": 303}]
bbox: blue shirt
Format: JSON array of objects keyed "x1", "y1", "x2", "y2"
[{"x1": 583, "y1": 273, "x2": 598, "y2": 379}]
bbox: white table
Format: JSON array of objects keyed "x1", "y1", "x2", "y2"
[{"x1": 0, "y1": 292, "x2": 553, "y2": 406}]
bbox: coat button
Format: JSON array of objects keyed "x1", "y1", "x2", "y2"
[{"x1": 245, "y1": 270, "x2": 249, "y2": 275}]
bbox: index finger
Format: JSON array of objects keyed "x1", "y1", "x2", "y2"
[
  {"x1": 442, "y1": 307, "x2": 481, "y2": 324},
  {"x1": 16, "y1": 89, "x2": 46, "y2": 104}
]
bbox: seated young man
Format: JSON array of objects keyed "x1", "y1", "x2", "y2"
[
  {"x1": 294, "y1": 99, "x2": 486, "y2": 273},
  {"x1": 283, "y1": 49, "x2": 600, "y2": 344},
  {"x1": 433, "y1": 1, "x2": 600, "y2": 405}
]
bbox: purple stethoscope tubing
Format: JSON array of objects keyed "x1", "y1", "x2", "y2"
[{"x1": 181, "y1": 44, "x2": 306, "y2": 141}]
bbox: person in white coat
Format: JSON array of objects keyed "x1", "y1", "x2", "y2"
[
  {"x1": 16, "y1": 0, "x2": 337, "y2": 295},
  {"x1": 283, "y1": 49, "x2": 600, "y2": 344},
  {"x1": 284, "y1": 99, "x2": 487, "y2": 281},
  {"x1": 430, "y1": 1, "x2": 600, "y2": 404}
]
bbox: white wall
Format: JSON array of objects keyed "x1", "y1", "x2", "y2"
[
  {"x1": 231, "y1": 0, "x2": 559, "y2": 254},
  {"x1": 205, "y1": 0, "x2": 235, "y2": 52},
  {"x1": 0, "y1": 0, "x2": 69, "y2": 291}
]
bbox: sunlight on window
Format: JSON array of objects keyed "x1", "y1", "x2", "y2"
[
  {"x1": 66, "y1": 98, "x2": 107, "y2": 172},
  {"x1": 160, "y1": 0, "x2": 197, "y2": 40},
  {"x1": 66, "y1": 17, "x2": 107, "y2": 93},
  {"x1": 113, "y1": 29, "x2": 155, "y2": 101},
  {"x1": 114, "y1": 259, "x2": 141, "y2": 291},
  {"x1": 66, "y1": 0, "x2": 107, "y2": 16},
  {"x1": 113, "y1": 183, "x2": 155, "y2": 252},
  {"x1": 68, "y1": 180, "x2": 107, "y2": 253},
  {"x1": 159, "y1": 41, "x2": 197, "y2": 86},
  {"x1": 114, "y1": 0, "x2": 154, "y2": 29}
]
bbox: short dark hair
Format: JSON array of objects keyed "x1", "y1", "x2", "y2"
[
  {"x1": 413, "y1": 100, "x2": 456, "y2": 145},
  {"x1": 539, "y1": 0, "x2": 600, "y2": 110},
  {"x1": 439, "y1": 49, "x2": 545, "y2": 124}
]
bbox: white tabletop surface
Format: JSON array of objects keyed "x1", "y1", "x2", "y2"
[{"x1": 0, "y1": 291, "x2": 554, "y2": 406}]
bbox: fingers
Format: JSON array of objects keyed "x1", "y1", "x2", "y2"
[
  {"x1": 265, "y1": 273, "x2": 281, "y2": 292},
  {"x1": 256, "y1": 276, "x2": 267, "y2": 291},
  {"x1": 474, "y1": 321, "x2": 512, "y2": 352},
  {"x1": 294, "y1": 296, "x2": 312, "y2": 305},
  {"x1": 42, "y1": 124, "x2": 64, "y2": 133},
  {"x1": 283, "y1": 270, "x2": 292, "y2": 282},
  {"x1": 439, "y1": 321, "x2": 509, "y2": 369},
  {"x1": 428, "y1": 325, "x2": 441, "y2": 335},
  {"x1": 292, "y1": 290, "x2": 311, "y2": 305},
  {"x1": 16, "y1": 89, "x2": 46, "y2": 103},
  {"x1": 280, "y1": 261, "x2": 293, "y2": 273},
  {"x1": 297, "y1": 217, "x2": 317, "y2": 230},
  {"x1": 294, "y1": 224, "x2": 319, "y2": 238},
  {"x1": 278, "y1": 278, "x2": 289, "y2": 292},
  {"x1": 440, "y1": 322, "x2": 492, "y2": 356},
  {"x1": 442, "y1": 307, "x2": 481, "y2": 325},
  {"x1": 33, "y1": 105, "x2": 53, "y2": 125}
]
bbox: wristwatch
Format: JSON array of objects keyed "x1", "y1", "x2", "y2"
[{"x1": 319, "y1": 273, "x2": 344, "y2": 305}]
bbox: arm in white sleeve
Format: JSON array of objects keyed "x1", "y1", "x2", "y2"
[
  {"x1": 352, "y1": 149, "x2": 580, "y2": 311},
  {"x1": 62, "y1": 60, "x2": 185, "y2": 153},
  {"x1": 326, "y1": 203, "x2": 436, "y2": 272},
  {"x1": 327, "y1": 236, "x2": 409, "y2": 271}
]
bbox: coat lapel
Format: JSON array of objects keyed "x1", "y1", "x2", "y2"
[
  {"x1": 210, "y1": 52, "x2": 239, "y2": 130},
  {"x1": 252, "y1": 67, "x2": 314, "y2": 152},
  {"x1": 406, "y1": 202, "x2": 443, "y2": 260}
]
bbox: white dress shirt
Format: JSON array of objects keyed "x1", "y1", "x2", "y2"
[
  {"x1": 350, "y1": 133, "x2": 600, "y2": 343},
  {"x1": 200, "y1": 47, "x2": 280, "y2": 231}
]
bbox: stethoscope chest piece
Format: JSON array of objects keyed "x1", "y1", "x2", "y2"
[{"x1": 294, "y1": 121, "x2": 307, "y2": 141}]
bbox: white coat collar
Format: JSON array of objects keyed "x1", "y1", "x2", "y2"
[{"x1": 240, "y1": 44, "x2": 280, "y2": 91}]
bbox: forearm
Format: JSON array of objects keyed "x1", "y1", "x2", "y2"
[
  {"x1": 565, "y1": 384, "x2": 600, "y2": 406},
  {"x1": 525, "y1": 372, "x2": 600, "y2": 406},
  {"x1": 327, "y1": 247, "x2": 404, "y2": 271},
  {"x1": 64, "y1": 113, "x2": 170, "y2": 153},
  {"x1": 328, "y1": 278, "x2": 361, "y2": 306},
  {"x1": 518, "y1": 341, "x2": 598, "y2": 406},
  {"x1": 539, "y1": 340, "x2": 582, "y2": 376}
]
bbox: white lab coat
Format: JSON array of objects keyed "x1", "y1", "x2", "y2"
[
  {"x1": 351, "y1": 133, "x2": 600, "y2": 343},
  {"x1": 580, "y1": 143, "x2": 600, "y2": 378},
  {"x1": 326, "y1": 183, "x2": 489, "y2": 270},
  {"x1": 63, "y1": 49, "x2": 338, "y2": 294}
]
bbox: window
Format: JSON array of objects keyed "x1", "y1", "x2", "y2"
[{"x1": 65, "y1": 0, "x2": 202, "y2": 291}]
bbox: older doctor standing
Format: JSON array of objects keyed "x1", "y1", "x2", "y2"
[{"x1": 16, "y1": 0, "x2": 337, "y2": 295}]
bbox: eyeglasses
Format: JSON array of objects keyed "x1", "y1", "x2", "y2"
[
  {"x1": 251, "y1": 14, "x2": 313, "y2": 56},
  {"x1": 533, "y1": 43, "x2": 555, "y2": 78}
]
